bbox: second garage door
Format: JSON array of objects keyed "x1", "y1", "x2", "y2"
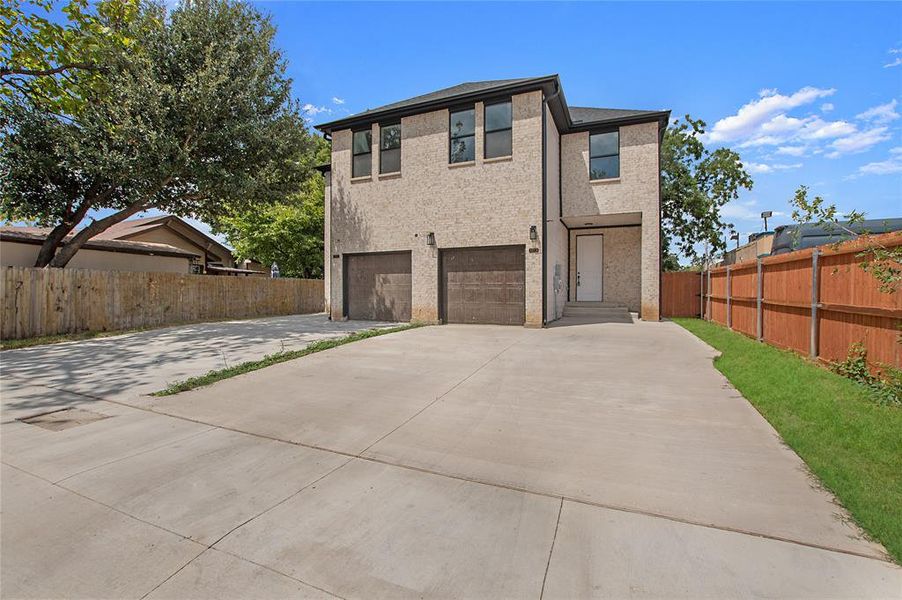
[
  {"x1": 345, "y1": 252, "x2": 411, "y2": 321},
  {"x1": 441, "y1": 246, "x2": 525, "y2": 325}
]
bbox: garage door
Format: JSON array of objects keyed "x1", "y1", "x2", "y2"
[
  {"x1": 345, "y1": 252, "x2": 411, "y2": 321},
  {"x1": 441, "y1": 246, "x2": 525, "y2": 325}
]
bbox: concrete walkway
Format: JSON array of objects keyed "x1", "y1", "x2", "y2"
[{"x1": 1, "y1": 317, "x2": 899, "y2": 598}]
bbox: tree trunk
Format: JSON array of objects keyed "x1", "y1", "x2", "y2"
[
  {"x1": 33, "y1": 202, "x2": 93, "y2": 267},
  {"x1": 47, "y1": 201, "x2": 148, "y2": 268}
]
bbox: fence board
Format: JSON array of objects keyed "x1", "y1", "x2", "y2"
[
  {"x1": 661, "y1": 272, "x2": 702, "y2": 317},
  {"x1": 1, "y1": 267, "x2": 324, "y2": 340},
  {"x1": 686, "y1": 232, "x2": 902, "y2": 369}
]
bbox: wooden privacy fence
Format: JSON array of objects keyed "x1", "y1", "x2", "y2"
[
  {"x1": 661, "y1": 271, "x2": 704, "y2": 317},
  {"x1": 1, "y1": 267, "x2": 324, "y2": 340},
  {"x1": 698, "y1": 232, "x2": 901, "y2": 368}
]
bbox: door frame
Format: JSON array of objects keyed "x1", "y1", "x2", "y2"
[{"x1": 575, "y1": 233, "x2": 604, "y2": 302}]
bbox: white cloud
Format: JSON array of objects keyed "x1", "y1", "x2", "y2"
[
  {"x1": 744, "y1": 161, "x2": 803, "y2": 174},
  {"x1": 332, "y1": 97, "x2": 345, "y2": 105},
  {"x1": 721, "y1": 200, "x2": 761, "y2": 220},
  {"x1": 707, "y1": 86, "x2": 836, "y2": 144},
  {"x1": 821, "y1": 103, "x2": 834, "y2": 112},
  {"x1": 776, "y1": 145, "x2": 807, "y2": 156},
  {"x1": 826, "y1": 127, "x2": 892, "y2": 158},
  {"x1": 857, "y1": 146, "x2": 902, "y2": 175},
  {"x1": 302, "y1": 103, "x2": 330, "y2": 116},
  {"x1": 856, "y1": 99, "x2": 899, "y2": 124}
]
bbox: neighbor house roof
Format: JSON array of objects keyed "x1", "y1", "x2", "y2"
[
  {"x1": 0, "y1": 226, "x2": 201, "y2": 259},
  {"x1": 314, "y1": 75, "x2": 670, "y2": 136},
  {"x1": 92, "y1": 215, "x2": 233, "y2": 261}
]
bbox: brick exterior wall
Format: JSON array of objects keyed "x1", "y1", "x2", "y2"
[
  {"x1": 326, "y1": 90, "x2": 544, "y2": 325},
  {"x1": 561, "y1": 122, "x2": 661, "y2": 320}
]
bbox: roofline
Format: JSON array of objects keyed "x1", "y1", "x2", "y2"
[
  {"x1": 314, "y1": 75, "x2": 671, "y2": 136},
  {"x1": 315, "y1": 75, "x2": 560, "y2": 134},
  {"x1": 0, "y1": 232, "x2": 201, "y2": 259}
]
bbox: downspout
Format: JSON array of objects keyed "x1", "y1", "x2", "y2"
[{"x1": 541, "y1": 82, "x2": 563, "y2": 326}]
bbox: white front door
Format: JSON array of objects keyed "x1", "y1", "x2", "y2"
[{"x1": 576, "y1": 235, "x2": 603, "y2": 301}]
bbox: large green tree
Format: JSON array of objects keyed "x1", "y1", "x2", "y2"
[
  {"x1": 214, "y1": 136, "x2": 329, "y2": 278},
  {"x1": 1, "y1": 0, "x2": 313, "y2": 268},
  {"x1": 661, "y1": 115, "x2": 753, "y2": 267}
]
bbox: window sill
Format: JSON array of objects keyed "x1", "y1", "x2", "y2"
[
  {"x1": 590, "y1": 177, "x2": 620, "y2": 185},
  {"x1": 448, "y1": 161, "x2": 476, "y2": 169},
  {"x1": 483, "y1": 155, "x2": 513, "y2": 164},
  {"x1": 350, "y1": 175, "x2": 372, "y2": 183},
  {"x1": 378, "y1": 171, "x2": 402, "y2": 180}
]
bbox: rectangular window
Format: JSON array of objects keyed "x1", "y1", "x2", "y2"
[
  {"x1": 484, "y1": 100, "x2": 512, "y2": 159},
  {"x1": 352, "y1": 129, "x2": 372, "y2": 177},
  {"x1": 449, "y1": 107, "x2": 475, "y2": 163},
  {"x1": 589, "y1": 130, "x2": 619, "y2": 180},
  {"x1": 380, "y1": 122, "x2": 401, "y2": 174}
]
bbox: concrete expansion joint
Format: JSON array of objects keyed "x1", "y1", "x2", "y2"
[
  {"x1": 18, "y1": 369, "x2": 897, "y2": 567},
  {"x1": 539, "y1": 498, "x2": 564, "y2": 600}
]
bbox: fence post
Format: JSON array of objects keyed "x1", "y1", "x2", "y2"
[
  {"x1": 810, "y1": 249, "x2": 819, "y2": 359},
  {"x1": 706, "y1": 269, "x2": 711, "y2": 320},
  {"x1": 726, "y1": 266, "x2": 732, "y2": 329},
  {"x1": 756, "y1": 258, "x2": 763, "y2": 341},
  {"x1": 699, "y1": 270, "x2": 704, "y2": 318}
]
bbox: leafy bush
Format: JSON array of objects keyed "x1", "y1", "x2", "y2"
[{"x1": 831, "y1": 343, "x2": 901, "y2": 406}]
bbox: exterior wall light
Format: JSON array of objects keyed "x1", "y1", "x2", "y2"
[
  {"x1": 529, "y1": 225, "x2": 538, "y2": 241},
  {"x1": 426, "y1": 232, "x2": 436, "y2": 246}
]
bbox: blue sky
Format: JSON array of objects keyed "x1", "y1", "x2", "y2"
[{"x1": 263, "y1": 0, "x2": 901, "y2": 253}]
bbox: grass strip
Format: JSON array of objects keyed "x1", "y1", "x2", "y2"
[
  {"x1": 673, "y1": 317, "x2": 901, "y2": 563},
  {"x1": 152, "y1": 323, "x2": 422, "y2": 397},
  {"x1": 0, "y1": 328, "x2": 155, "y2": 350}
]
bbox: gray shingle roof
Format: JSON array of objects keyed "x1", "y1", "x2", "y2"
[
  {"x1": 347, "y1": 78, "x2": 543, "y2": 120},
  {"x1": 569, "y1": 106, "x2": 667, "y2": 125}
]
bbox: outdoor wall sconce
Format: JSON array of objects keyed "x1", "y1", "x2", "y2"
[
  {"x1": 426, "y1": 232, "x2": 436, "y2": 246},
  {"x1": 529, "y1": 225, "x2": 538, "y2": 241}
]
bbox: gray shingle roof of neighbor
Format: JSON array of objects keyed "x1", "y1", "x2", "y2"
[{"x1": 314, "y1": 75, "x2": 670, "y2": 135}]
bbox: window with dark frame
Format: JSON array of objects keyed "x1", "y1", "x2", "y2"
[
  {"x1": 449, "y1": 107, "x2": 475, "y2": 163},
  {"x1": 352, "y1": 129, "x2": 372, "y2": 177},
  {"x1": 380, "y1": 122, "x2": 401, "y2": 174},
  {"x1": 589, "y1": 130, "x2": 620, "y2": 180},
  {"x1": 484, "y1": 100, "x2": 512, "y2": 159}
]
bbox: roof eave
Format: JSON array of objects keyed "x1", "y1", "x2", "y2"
[
  {"x1": 564, "y1": 110, "x2": 671, "y2": 133},
  {"x1": 315, "y1": 75, "x2": 561, "y2": 134}
]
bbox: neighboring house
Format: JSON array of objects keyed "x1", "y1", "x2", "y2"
[
  {"x1": 315, "y1": 75, "x2": 669, "y2": 326},
  {"x1": 0, "y1": 227, "x2": 199, "y2": 273},
  {"x1": 722, "y1": 232, "x2": 774, "y2": 266},
  {"x1": 770, "y1": 218, "x2": 902, "y2": 255},
  {"x1": 92, "y1": 215, "x2": 235, "y2": 273}
]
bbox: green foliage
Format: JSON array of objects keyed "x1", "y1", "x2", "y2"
[
  {"x1": 790, "y1": 185, "x2": 901, "y2": 294},
  {"x1": 214, "y1": 136, "x2": 330, "y2": 278},
  {"x1": 831, "y1": 343, "x2": 901, "y2": 407},
  {"x1": 1, "y1": 0, "x2": 142, "y2": 115},
  {"x1": 661, "y1": 115, "x2": 754, "y2": 262},
  {"x1": 153, "y1": 324, "x2": 422, "y2": 395},
  {"x1": 674, "y1": 318, "x2": 902, "y2": 563},
  {"x1": 1, "y1": 0, "x2": 313, "y2": 267}
]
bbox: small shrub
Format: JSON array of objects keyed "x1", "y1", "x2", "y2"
[{"x1": 831, "y1": 343, "x2": 901, "y2": 406}]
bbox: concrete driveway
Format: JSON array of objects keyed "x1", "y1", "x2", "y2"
[{"x1": 2, "y1": 317, "x2": 899, "y2": 598}]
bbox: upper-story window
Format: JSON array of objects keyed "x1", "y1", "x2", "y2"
[
  {"x1": 352, "y1": 129, "x2": 372, "y2": 177},
  {"x1": 589, "y1": 130, "x2": 619, "y2": 180},
  {"x1": 380, "y1": 122, "x2": 401, "y2": 174},
  {"x1": 449, "y1": 107, "x2": 475, "y2": 163},
  {"x1": 484, "y1": 100, "x2": 512, "y2": 159}
]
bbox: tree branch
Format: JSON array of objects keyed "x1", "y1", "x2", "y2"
[{"x1": 0, "y1": 64, "x2": 97, "y2": 78}]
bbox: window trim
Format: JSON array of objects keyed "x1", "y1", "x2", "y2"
[
  {"x1": 588, "y1": 128, "x2": 620, "y2": 181},
  {"x1": 352, "y1": 127, "x2": 373, "y2": 178},
  {"x1": 448, "y1": 105, "x2": 476, "y2": 164},
  {"x1": 379, "y1": 121, "x2": 402, "y2": 175},
  {"x1": 484, "y1": 97, "x2": 513, "y2": 160}
]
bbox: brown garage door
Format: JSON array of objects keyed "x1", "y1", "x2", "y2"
[
  {"x1": 441, "y1": 246, "x2": 525, "y2": 325},
  {"x1": 345, "y1": 252, "x2": 411, "y2": 321}
]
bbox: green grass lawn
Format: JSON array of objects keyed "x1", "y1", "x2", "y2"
[{"x1": 673, "y1": 318, "x2": 902, "y2": 563}]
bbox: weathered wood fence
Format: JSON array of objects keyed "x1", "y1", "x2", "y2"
[
  {"x1": 1, "y1": 267, "x2": 324, "y2": 340},
  {"x1": 689, "y1": 232, "x2": 901, "y2": 368}
]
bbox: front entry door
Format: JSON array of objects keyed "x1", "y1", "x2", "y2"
[{"x1": 576, "y1": 235, "x2": 603, "y2": 301}]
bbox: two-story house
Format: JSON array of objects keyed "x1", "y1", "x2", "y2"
[{"x1": 315, "y1": 75, "x2": 669, "y2": 326}]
